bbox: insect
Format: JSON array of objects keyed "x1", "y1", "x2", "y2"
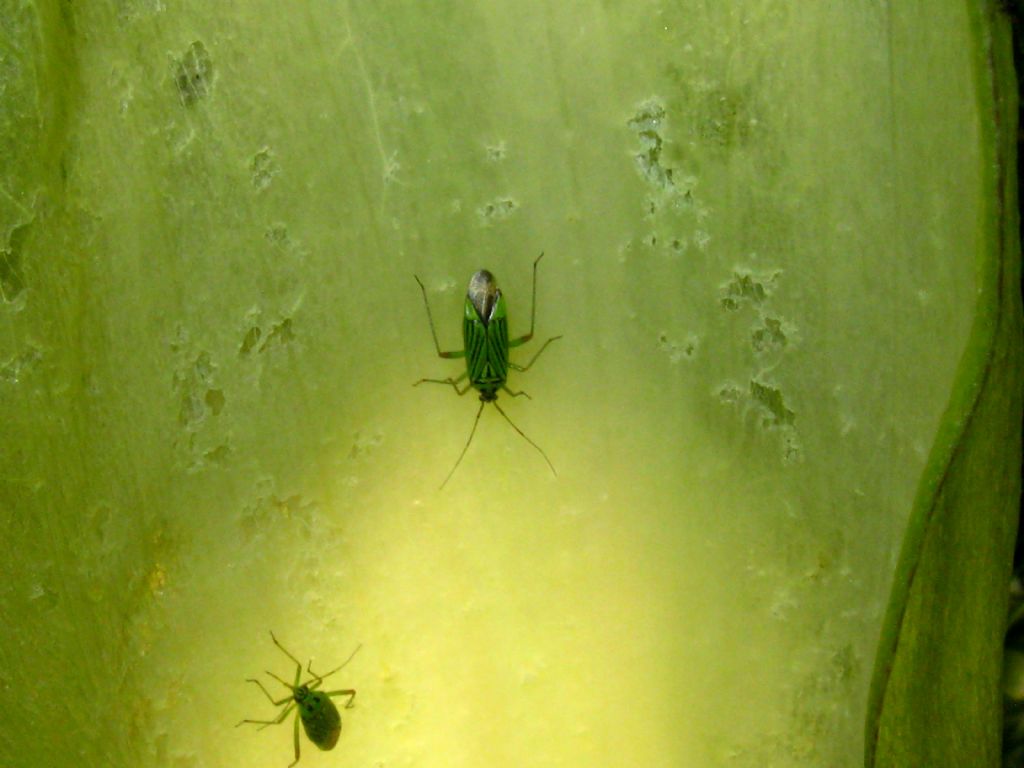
[
  {"x1": 236, "y1": 632, "x2": 361, "y2": 767},
  {"x1": 414, "y1": 252, "x2": 562, "y2": 488}
]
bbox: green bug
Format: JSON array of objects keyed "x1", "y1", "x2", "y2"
[
  {"x1": 236, "y1": 632, "x2": 361, "y2": 767},
  {"x1": 414, "y1": 252, "x2": 562, "y2": 488}
]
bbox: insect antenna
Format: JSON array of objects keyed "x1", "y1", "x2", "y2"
[
  {"x1": 440, "y1": 400, "x2": 486, "y2": 489},
  {"x1": 308, "y1": 643, "x2": 363, "y2": 685},
  {"x1": 492, "y1": 401, "x2": 557, "y2": 477}
]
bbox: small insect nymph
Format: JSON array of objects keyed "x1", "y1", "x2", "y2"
[
  {"x1": 236, "y1": 632, "x2": 361, "y2": 768},
  {"x1": 414, "y1": 252, "x2": 562, "y2": 488}
]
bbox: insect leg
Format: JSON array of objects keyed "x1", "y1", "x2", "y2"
[
  {"x1": 508, "y1": 334, "x2": 562, "y2": 371},
  {"x1": 508, "y1": 251, "x2": 545, "y2": 347},
  {"x1": 414, "y1": 275, "x2": 467, "y2": 359},
  {"x1": 236, "y1": 701, "x2": 295, "y2": 730},
  {"x1": 323, "y1": 688, "x2": 357, "y2": 708},
  {"x1": 269, "y1": 631, "x2": 305, "y2": 687},
  {"x1": 245, "y1": 676, "x2": 293, "y2": 706},
  {"x1": 440, "y1": 400, "x2": 486, "y2": 489},
  {"x1": 492, "y1": 400, "x2": 556, "y2": 477},
  {"x1": 500, "y1": 386, "x2": 531, "y2": 399},
  {"x1": 265, "y1": 668, "x2": 300, "y2": 693},
  {"x1": 413, "y1": 372, "x2": 472, "y2": 395},
  {"x1": 289, "y1": 709, "x2": 301, "y2": 768}
]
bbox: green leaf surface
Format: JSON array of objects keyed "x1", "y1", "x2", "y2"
[
  {"x1": 0, "y1": 2, "x2": 1019, "y2": 767},
  {"x1": 866, "y1": 5, "x2": 1022, "y2": 767}
]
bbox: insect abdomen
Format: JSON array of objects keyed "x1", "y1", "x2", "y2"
[{"x1": 300, "y1": 693, "x2": 342, "y2": 750}]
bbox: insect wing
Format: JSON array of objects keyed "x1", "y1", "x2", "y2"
[{"x1": 463, "y1": 293, "x2": 509, "y2": 392}]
